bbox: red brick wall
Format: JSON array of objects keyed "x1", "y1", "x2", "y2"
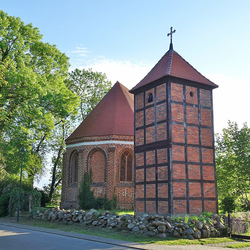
[
  {"x1": 61, "y1": 135, "x2": 134, "y2": 210},
  {"x1": 134, "y1": 80, "x2": 217, "y2": 216},
  {"x1": 89, "y1": 149, "x2": 106, "y2": 183}
]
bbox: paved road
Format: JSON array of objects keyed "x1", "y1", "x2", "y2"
[
  {"x1": 0, "y1": 221, "x2": 233, "y2": 250},
  {"x1": 0, "y1": 224, "x2": 130, "y2": 250}
]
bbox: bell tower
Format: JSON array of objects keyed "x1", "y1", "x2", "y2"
[{"x1": 130, "y1": 28, "x2": 218, "y2": 215}]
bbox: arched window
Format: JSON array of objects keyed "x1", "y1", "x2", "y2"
[
  {"x1": 69, "y1": 151, "x2": 78, "y2": 184},
  {"x1": 120, "y1": 151, "x2": 132, "y2": 182}
]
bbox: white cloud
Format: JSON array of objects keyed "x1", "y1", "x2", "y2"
[
  {"x1": 82, "y1": 59, "x2": 151, "y2": 89},
  {"x1": 67, "y1": 46, "x2": 91, "y2": 58}
]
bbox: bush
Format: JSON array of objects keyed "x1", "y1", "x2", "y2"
[
  {"x1": 78, "y1": 171, "x2": 117, "y2": 210},
  {"x1": 221, "y1": 196, "x2": 236, "y2": 213},
  {"x1": 38, "y1": 190, "x2": 50, "y2": 207},
  {"x1": 0, "y1": 193, "x2": 11, "y2": 217},
  {"x1": 0, "y1": 178, "x2": 42, "y2": 216}
]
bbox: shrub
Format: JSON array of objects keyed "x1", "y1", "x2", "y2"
[
  {"x1": 78, "y1": 171, "x2": 117, "y2": 210},
  {"x1": 221, "y1": 196, "x2": 236, "y2": 213}
]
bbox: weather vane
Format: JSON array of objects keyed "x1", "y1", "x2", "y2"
[{"x1": 167, "y1": 27, "x2": 176, "y2": 46}]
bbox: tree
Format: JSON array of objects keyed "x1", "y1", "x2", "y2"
[
  {"x1": 216, "y1": 121, "x2": 250, "y2": 209},
  {"x1": 46, "y1": 68, "x2": 112, "y2": 201},
  {"x1": 66, "y1": 68, "x2": 112, "y2": 121},
  {"x1": 0, "y1": 10, "x2": 79, "y2": 186}
]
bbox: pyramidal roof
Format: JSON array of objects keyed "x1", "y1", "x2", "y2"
[
  {"x1": 66, "y1": 81, "x2": 134, "y2": 142},
  {"x1": 130, "y1": 45, "x2": 218, "y2": 92}
]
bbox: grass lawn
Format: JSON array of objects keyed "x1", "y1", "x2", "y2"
[{"x1": 2, "y1": 218, "x2": 238, "y2": 246}]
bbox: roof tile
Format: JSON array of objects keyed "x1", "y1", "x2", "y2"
[
  {"x1": 66, "y1": 81, "x2": 134, "y2": 142},
  {"x1": 130, "y1": 48, "x2": 218, "y2": 92}
]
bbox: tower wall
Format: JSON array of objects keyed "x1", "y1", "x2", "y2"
[{"x1": 134, "y1": 79, "x2": 217, "y2": 215}]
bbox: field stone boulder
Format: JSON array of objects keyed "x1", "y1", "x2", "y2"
[
  {"x1": 48, "y1": 211, "x2": 56, "y2": 221},
  {"x1": 92, "y1": 221, "x2": 98, "y2": 226},
  {"x1": 157, "y1": 225, "x2": 166, "y2": 233},
  {"x1": 217, "y1": 222, "x2": 225, "y2": 230},
  {"x1": 173, "y1": 230, "x2": 181, "y2": 238},
  {"x1": 127, "y1": 223, "x2": 135, "y2": 230},
  {"x1": 166, "y1": 222, "x2": 172, "y2": 230},
  {"x1": 158, "y1": 233, "x2": 167, "y2": 238},
  {"x1": 193, "y1": 230, "x2": 201, "y2": 239},
  {"x1": 196, "y1": 222, "x2": 203, "y2": 230},
  {"x1": 132, "y1": 226, "x2": 140, "y2": 232},
  {"x1": 183, "y1": 228, "x2": 194, "y2": 235},
  {"x1": 201, "y1": 229, "x2": 208, "y2": 238},
  {"x1": 186, "y1": 234, "x2": 194, "y2": 240}
]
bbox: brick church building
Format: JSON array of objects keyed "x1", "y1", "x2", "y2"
[
  {"x1": 61, "y1": 81, "x2": 134, "y2": 209},
  {"x1": 61, "y1": 31, "x2": 218, "y2": 215}
]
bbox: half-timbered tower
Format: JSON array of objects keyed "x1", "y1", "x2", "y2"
[
  {"x1": 130, "y1": 33, "x2": 218, "y2": 215},
  {"x1": 61, "y1": 81, "x2": 134, "y2": 210}
]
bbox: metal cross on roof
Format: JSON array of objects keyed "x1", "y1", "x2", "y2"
[{"x1": 167, "y1": 27, "x2": 176, "y2": 45}]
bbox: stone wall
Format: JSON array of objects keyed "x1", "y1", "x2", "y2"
[{"x1": 32, "y1": 207, "x2": 228, "y2": 240}]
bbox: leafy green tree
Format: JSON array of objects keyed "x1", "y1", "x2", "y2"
[
  {"x1": 216, "y1": 121, "x2": 250, "y2": 209},
  {"x1": 66, "y1": 68, "x2": 112, "y2": 121},
  {"x1": 0, "y1": 10, "x2": 79, "y2": 186},
  {"x1": 45, "y1": 68, "x2": 112, "y2": 202}
]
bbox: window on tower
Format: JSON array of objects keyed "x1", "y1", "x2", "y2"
[{"x1": 148, "y1": 93, "x2": 153, "y2": 103}]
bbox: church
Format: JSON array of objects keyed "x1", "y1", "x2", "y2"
[
  {"x1": 61, "y1": 28, "x2": 218, "y2": 215},
  {"x1": 61, "y1": 81, "x2": 135, "y2": 209}
]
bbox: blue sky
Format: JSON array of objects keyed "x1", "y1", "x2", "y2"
[{"x1": 1, "y1": 1, "x2": 250, "y2": 186}]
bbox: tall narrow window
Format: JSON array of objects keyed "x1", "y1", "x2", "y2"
[
  {"x1": 69, "y1": 151, "x2": 78, "y2": 184},
  {"x1": 120, "y1": 151, "x2": 133, "y2": 181}
]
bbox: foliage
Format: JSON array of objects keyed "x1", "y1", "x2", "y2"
[
  {"x1": 0, "y1": 193, "x2": 11, "y2": 217},
  {"x1": 0, "y1": 176, "x2": 42, "y2": 216},
  {"x1": 66, "y1": 68, "x2": 112, "y2": 121},
  {"x1": 37, "y1": 190, "x2": 50, "y2": 207},
  {"x1": 220, "y1": 196, "x2": 236, "y2": 213},
  {"x1": 78, "y1": 171, "x2": 94, "y2": 210},
  {"x1": 0, "y1": 10, "x2": 79, "y2": 186},
  {"x1": 78, "y1": 171, "x2": 117, "y2": 210},
  {"x1": 46, "y1": 68, "x2": 111, "y2": 202},
  {"x1": 216, "y1": 121, "x2": 250, "y2": 210}
]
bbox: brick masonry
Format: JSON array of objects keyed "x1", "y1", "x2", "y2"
[
  {"x1": 134, "y1": 80, "x2": 218, "y2": 215},
  {"x1": 61, "y1": 135, "x2": 134, "y2": 210}
]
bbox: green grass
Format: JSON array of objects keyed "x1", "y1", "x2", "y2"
[
  {"x1": 224, "y1": 242, "x2": 250, "y2": 248},
  {"x1": 5, "y1": 218, "x2": 236, "y2": 246}
]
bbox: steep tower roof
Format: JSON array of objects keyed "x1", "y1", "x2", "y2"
[
  {"x1": 130, "y1": 47, "x2": 218, "y2": 92},
  {"x1": 66, "y1": 81, "x2": 134, "y2": 142}
]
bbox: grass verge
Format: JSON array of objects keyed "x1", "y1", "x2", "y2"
[
  {"x1": 1, "y1": 218, "x2": 237, "y2": 246},
  {"x1": 224, "y1": 242, "x2": 250, "y2": 248}
]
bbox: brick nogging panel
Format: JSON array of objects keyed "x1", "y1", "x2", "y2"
[
  {"x1": 134, "y1": 81, "x2": 217, "y2": 215},
  {"x1": 61, "y1": 135, "x2": 134, "y2": 210}
]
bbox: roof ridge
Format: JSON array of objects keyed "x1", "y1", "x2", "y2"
[{"x1": 166, "y1": 49, "x2": 173, "y2": 75}]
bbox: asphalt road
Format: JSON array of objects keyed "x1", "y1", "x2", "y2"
[
  {"x1": 0, "y1": 221, "x2": 231, "y2": 250},
  {"x1": 0, "y1": 224, "x2": 131, "y2": 250}
]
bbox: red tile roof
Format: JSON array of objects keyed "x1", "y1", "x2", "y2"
[
  {"x1": 66, "y1": 81, "x2": 134, "y2": 141},
  {"x1": 130, "y1": 48, "x2": 218, "y2": 92}
]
